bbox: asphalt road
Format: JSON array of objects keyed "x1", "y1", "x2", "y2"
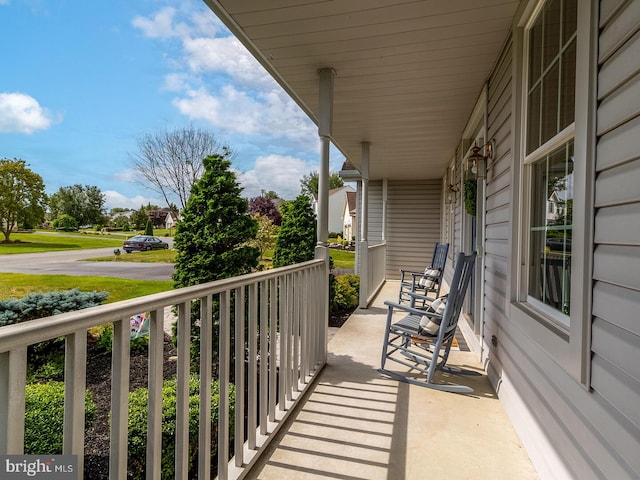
[{"x1": 0, "y1": 247, "x2": 175, "y2": 281}]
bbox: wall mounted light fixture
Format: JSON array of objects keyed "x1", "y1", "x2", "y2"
[
  {"x1": 467, "y1": 140, "x2": 494, "y2": 179},
  {"x1": 446, "y1": 183, "x2": 459, "y2": 204}
]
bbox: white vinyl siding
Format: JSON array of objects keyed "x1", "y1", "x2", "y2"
[
  {"x1": 484, "y1": 37, "x2": 514, "y2": 368},
  {"x1": 591, "y1": 0, "x2": 640, "y2": 473},
  {"x1": 385, "y1": 180, "x2": 441, "y2": 280},
  {"x1": 484, "y1": 1, "x2": 640, "y2": 478}
]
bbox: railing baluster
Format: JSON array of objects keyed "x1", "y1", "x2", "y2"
[
  {"x1": 293, "y1": 271, "x2": 300, "y2": 392},
  {"x1": 279, "y1": 275, "x2": 288, "y2": 410},
  {"x1": 234, "y1": 287, "x2": 245, "y2": 468},
  {"x1": 110, "y1": 319, "x2": 130, "y2": 480},
  {"x1": 199, "y1": 296, "x2": 213, "y2": 480},
  {"x1": 259, "y1": 280, "x2": 268, "y2": 435},
  {"x1": 0, "y1": 348, "x2": 26, "y2": 454},
  {"x1": 147, "y1": 308, "x2": 164, "y2": 480},
  {"x1": 300, "y1": 269, "x2": 309, "y2": 383},
  {"x1": 248, "y1": 283, "x2": 258, "y2": 450},
  {"x1": 268, "y1": 278, "x2": 277, "y2": 423},
  {"x1": 63, "y1": 331, "x2": 87, "y2": 473},
  {"x1": 176, "y1": 301, "x2": 191, "y2": 480},
  {"x1": 218, "y1": 290, "x2": 230, "y2": 480}
]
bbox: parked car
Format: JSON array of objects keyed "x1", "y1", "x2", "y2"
[
  {"x1": 123, "y1": 235, "x2": 169, "y2": 253},
  {"x1": 546, "y1": 237, "x2": 572, "y2": 252}
]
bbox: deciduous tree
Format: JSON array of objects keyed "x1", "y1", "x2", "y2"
[
  {"x1": 249, "y1": 214, "x2": 279, "y2": 261},
  {"x1": 248, "y1": 195, "x2": 282, "y2": 225},
  {"x1": 300, "y1": 171, "x2": 344, "y2": 198},
  {"x1": 0, "y1": 159, "x2": 47, "y2": 242},
  {"x1": 48, "y1": 184, "x2": 105, "y2": 227},
  {"x1": 131, "y1": 126, "x2": 232, "y2": 210}
]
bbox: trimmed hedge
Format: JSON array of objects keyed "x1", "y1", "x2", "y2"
[
  {"x1": 24, "y1": 382, "x2": 96, "y2": 454},
  {"x1": 127, "y1": 376, "x2": 235, "y2": 480}
]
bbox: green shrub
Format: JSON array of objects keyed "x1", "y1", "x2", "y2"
[
  {"x1": 464, "y1": 177, "x2": 477, "y2": 216},
  {"x1": 0, "y1": 289, "x2": 109, "y2": 378},
  {"x1": 97, "y1": 324, "x2": 149, "y2": 355},
  {"x1": 330, "y1": 274, "x2": 360, "y2": 312},
  {"x1": 127, "y1": 376, "x2": 235, "y2": 480},
  {"x1": 273, "y1": 195, "x2": 316, "y2": 268},
  {"x1": 0, "y1": 288, "x2": 108, "y2": 327},
  {"x1": 24, "y1": 382, "x2": 96, "y2": 454},
  {"x1": 52, "y1": 214, "x2": 78, "y2": 231}
]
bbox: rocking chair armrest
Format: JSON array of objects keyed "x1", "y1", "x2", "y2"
[
  {"x1": 399, "y1": 270, "x2": 424, "y2": 283},
  {"x1": 406, "y1": 291, "x2": 445, "y2": 302},
  {"x1": 384, "y1": 300, "x2": 442, "y2": 318}
]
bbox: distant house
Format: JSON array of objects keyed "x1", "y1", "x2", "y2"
[
  {"x1": 343, "y1": 191, "x2": 356, "y2": 242},
  {"x1": 164, "y1": 211, "x2": 178, "y2": 230},
  {"x1": 309, "y1": 185, "x2": 356, "y2": 236},
  {"x1": 328, "y1": 186, "x2": 354, "y2": 235},
  {"x1": 147, "y1": 209, "x2": 178, "y2": 229}
]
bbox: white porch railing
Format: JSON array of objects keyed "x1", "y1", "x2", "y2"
[
  {"x1": 365, "y1": 242, "x2": 386, "y2": 306},
  {"x1": 0, "y1": 259, "x2": 328, "y2": 480}
]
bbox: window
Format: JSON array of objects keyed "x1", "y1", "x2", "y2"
[{"x1": 524, "y1": 0, "x2": 577, "y2": 324}]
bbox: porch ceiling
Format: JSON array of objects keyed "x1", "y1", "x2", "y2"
[{"x1": 205, "y1": 0, "x2": 519, "y2": 181}]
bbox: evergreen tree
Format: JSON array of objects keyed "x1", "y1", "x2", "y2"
[
  {"x1": 273, "y1": 195, "x2": 316, "y2": 268},
  {"x1": 172, "y1": 154, "x2": 259, "y2": 369},
  {"x1": 144, "y1": 218, "x2": 154, "y2": 236},
  {"x1": 172, "y1": 154, "x2": 259, "y2": 287}
]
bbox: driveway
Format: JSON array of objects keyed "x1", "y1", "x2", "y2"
[{"x1": 0, "y1": 247, "x2": 175, "y2": 281}]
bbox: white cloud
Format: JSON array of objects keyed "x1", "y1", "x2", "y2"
[
  {"x1": 163, "y1": 72, "x2": 191, "y2": 92},
  {"x1": 103, "y1": 190, "x2": 165, "y2": 211},
  {"x1": 172, "y1": 85, "x2": 316, "y2": 146},
  {"x1": 112, "y1": 168, "x2": 139, "y2": 183},
  {"x1": 0, "y1": 1, "x2": 9, "y2": 5},
  {"x1": 132, "y1": 7, "x2": 178, "y2": 38},
  {"x1": 183, "y1": 36, "x2": 273, "y2": 89},
  {"x1": 235, "y1": 154, "x2": 314, "y2": 199},
  {"x1": 0, "y1": 92, "x2": 58, "y2": 134}
]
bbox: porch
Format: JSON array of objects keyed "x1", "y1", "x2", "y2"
[{"x1": 250, "y1": 280, "x2": 538, "y2": 480}]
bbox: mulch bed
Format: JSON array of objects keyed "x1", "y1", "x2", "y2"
[
  {"x1": 81, "y1": 308, "x2": 354, "y2": 479},
  {"x1": 83, "y1": 336, "x2": 177, "y2": 480}
]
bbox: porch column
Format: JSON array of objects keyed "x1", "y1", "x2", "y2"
[
  {"x1": 359, "y1": 142, "x2": 370, "y2": 309},
  {"x1": 316, "y1": 68, "x2": 334, "y2": 249},
  {"x1": 315, "y1": 68, "x2": 334, "y2": 362}
]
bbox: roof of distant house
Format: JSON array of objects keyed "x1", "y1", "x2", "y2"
[{"x1": 346, "y1": 191, "x2": 356, "y2": 214}]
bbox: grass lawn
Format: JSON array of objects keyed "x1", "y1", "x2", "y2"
[
  {"x1": 0, "y1": 273, "x2": 173, "y2": 303},
  {"x1": 0, "y1": 232, "x2": 123, "y2": 254},
  {"x1": 329, "y1": 249, "x2": 355, "y2": 269},
  {"x1": 88, "y1": 249, "x2": 176, "y2": 263}
]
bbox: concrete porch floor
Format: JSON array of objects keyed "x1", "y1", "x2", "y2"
[{"x1": 250, "y1": 281, "x2": 539, "y2": 480}]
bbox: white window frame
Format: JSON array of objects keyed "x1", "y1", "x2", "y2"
[{"x1": 509, "y1": 0, "x2": 596, "y2": 386}]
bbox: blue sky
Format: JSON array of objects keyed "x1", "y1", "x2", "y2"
[{"x1": 0, "y1": 0, "x2": 344, "y2": 210}]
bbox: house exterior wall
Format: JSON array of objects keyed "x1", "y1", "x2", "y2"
[
  {"x1": 385, "y1": 180, "x2": 441, "y2": 280},
  {"x1": 355, "y1": 179, "x2": 440, "y2": 280},
  {"x1": 474, "y1": 2, "x2": 640, "y2": 479},
  {"x1": 328, "y1": 186, "x2": 355, "y2": 235}
]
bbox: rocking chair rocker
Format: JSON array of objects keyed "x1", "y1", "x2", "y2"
[{"x1": 380, "y1": 251, "x2": 477, "y2": 393}]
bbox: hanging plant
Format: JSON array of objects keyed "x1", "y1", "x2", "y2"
[{"x1": 464, "y1": 177, "x2": 477, "y2": 216}]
